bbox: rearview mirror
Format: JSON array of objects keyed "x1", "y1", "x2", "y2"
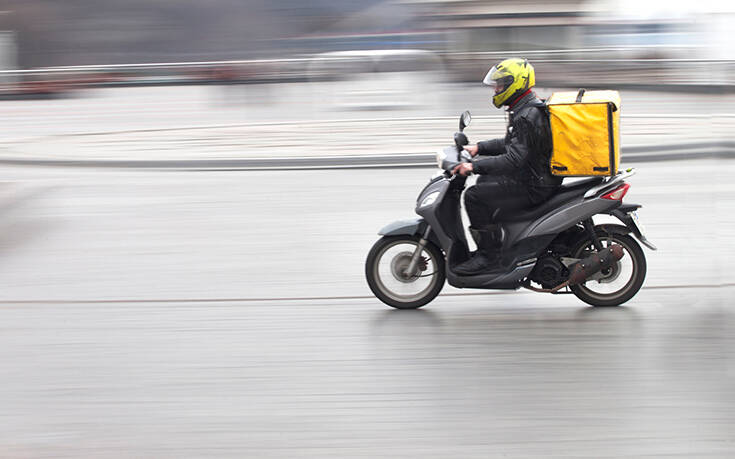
[{"x1": 459, "y1": 110, "x2": 471, "y2": 131}]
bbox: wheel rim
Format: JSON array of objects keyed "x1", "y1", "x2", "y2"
[
  {"x1": 373, "y1": 240, "x2": 440, "y2": 303},
  {"x1": 573, "y1": 235, "x2": 638, "y2": 300}
]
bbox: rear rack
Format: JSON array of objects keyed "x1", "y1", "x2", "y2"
[{"x1": 584, "y1": 169, "x2": 636, "y2": 199}]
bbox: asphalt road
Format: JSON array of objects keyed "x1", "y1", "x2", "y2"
[{"x1": 0, "y1": 158, "x2": 733, "y2": 457}]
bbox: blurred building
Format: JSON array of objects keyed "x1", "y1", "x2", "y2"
[
  {"x1": 1, "y1": 0, "x2": 392, "y2": 68},
  {"x1": 0, "y1": 0, "x2": 731, "y2": 89},
  {"x1": 0, "y1": 30, "x2": 16, "y2": 71},
  {"x1": 407, "y1": 0, "x2": 589, "y2": 52}
]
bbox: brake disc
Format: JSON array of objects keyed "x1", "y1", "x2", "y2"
[
  {"x1": 390, "y1": 251, "x2": 428, "y2": 283},
  {"x1": 594, "y1": 260, "x2": 622, "y2": 284}
]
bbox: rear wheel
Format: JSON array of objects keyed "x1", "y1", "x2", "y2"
[
  {"x1": 365, "y1": 236, "x2": 446, "y2": 309},
  {"x1": 570, "y1": 231, "x2": 646, "y2": 307}
]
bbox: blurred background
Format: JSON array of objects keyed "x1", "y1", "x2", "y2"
[
  {"x1": 1, "y1": 0, "x2": 733, "y2": 94},
  {"x1": 0, "y1": 1, "x2": 733, "y2": 457}
]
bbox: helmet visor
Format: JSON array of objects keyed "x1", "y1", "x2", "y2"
[{"x1": 483, "y1": 65, "x2": 513, "y2": 95}]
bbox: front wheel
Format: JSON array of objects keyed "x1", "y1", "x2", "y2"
[
  {"x1": 570, "y1": 231, "x2": 647, "y2": 307},
  {"x1": 365, "y1": 235, "x2": 446, "y2": 309}
]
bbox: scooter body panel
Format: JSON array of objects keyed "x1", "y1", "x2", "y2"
[
  {"x1": 513, "y1": 198, "x2": 620, "y2": 243},
  {"x1": 445, "y1": 262, "x2": 535, "y2": 289},
  {"x1": 416, "y1": 177, "x2": 466, "y2": 251},
  {"x1": 412, "y1": 170, "x2": 625, "y2": 290}
]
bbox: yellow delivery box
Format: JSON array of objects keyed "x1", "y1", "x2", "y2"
[{"x1": 546, "y1": 89, "x2": 620, "y2": 176}]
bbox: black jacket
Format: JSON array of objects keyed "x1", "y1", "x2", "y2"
[{"x1": 472, "y1": 91, "x2": 562, "y2": 202}]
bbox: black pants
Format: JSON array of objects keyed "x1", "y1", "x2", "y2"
[{"x1": 464, "y1": 176, "x2": 536, "y2": 227}]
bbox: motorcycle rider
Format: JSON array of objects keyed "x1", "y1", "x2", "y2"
[{"x1": 452, "y1": 58, "x2": 562, "y2": 275}]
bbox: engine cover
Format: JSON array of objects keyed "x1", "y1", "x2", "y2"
[{"x1": 529, "y1": 256, "x2": 567, "y2": 289}]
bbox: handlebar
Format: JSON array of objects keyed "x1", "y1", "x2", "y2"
[
  {"x1": 454, "y1": 131, "x2": 469, "y2": 152},
  {"x1": 442, "y1": 151, "x2": 473, "y2": 179},
  {"x1": 442, "y1": 111, "x2": 473, "y2": 177}
]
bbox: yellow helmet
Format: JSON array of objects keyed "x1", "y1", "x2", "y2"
[{"x1": 483, "y1": 58, "x2": 535, "y2": 108}]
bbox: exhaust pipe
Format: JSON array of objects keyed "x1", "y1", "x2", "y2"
[{"x1": 550, "y1": 244, "x2": 625, "y2": 293}]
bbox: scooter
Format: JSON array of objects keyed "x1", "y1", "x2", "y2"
[{"x1": 365, "y1": 111, "x2": 656, "y2": 309}]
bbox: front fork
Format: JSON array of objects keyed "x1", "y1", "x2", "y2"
[{"x1": 406, "y1": 226, "x2": 432, "y2": 276}]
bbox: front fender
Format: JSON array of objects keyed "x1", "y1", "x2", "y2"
[
  {"x1": 379, "y1": 218, "x2": 426, "y2": 237},
  {"x1": 378, "y1": 218, "x2": 443, "y2": 250}
]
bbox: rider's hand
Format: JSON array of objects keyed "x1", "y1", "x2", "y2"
[
  {"x1": 452, "y1": 163, "x2": 473, "y2": 176},
  {"x1": 464, "y1": 145, "x2": 479, "y2": 157}
]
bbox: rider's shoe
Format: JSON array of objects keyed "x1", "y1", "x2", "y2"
[
  {"x1": 453, "y1": 225, "x2": 504, "y2": 276},
  {"x1": 454, "y1": 250, "x2": 499, "y2": 275}
]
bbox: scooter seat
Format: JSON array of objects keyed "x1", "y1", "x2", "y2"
[
  {"x1": 558, "y1": 176, "x2": 605, "y2": 192},
  {"x1": 493, "y1": 177, "x2": 604, "y2": 223}
]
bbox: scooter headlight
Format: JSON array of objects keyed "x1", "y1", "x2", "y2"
[
  {"x1": 419, "y1": 191, "x2": 440, "y2": 208},
  {"x1": 435, "y1": 149, "x2": 447, "y2": 169}
]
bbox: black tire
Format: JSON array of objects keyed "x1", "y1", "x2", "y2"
[
  {"x1": 570, "y1": 230, "x2": 646, "y2": 307},
  {"x1": 365, "y1": 235, "x2": 446, "y2": 309}
]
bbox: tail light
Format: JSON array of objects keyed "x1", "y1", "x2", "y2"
[{"x1": 601, "y1": 183, "x2": 630, "y2": 201}]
